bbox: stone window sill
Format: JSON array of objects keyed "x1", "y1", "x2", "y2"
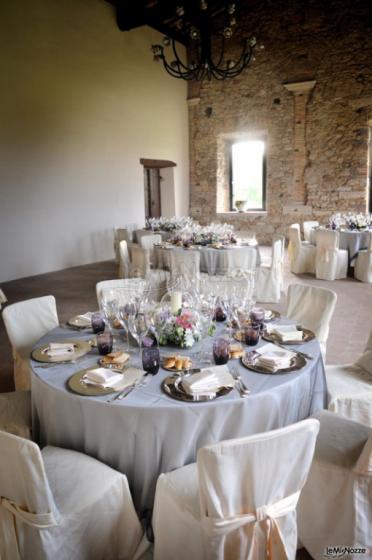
[{"x1": 216, "y1": 211, "x2": 267, "y2": 217}]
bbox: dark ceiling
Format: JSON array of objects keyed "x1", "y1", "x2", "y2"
[{"x1": 107, "y1": 1, "x2": 232, "y2": 45}]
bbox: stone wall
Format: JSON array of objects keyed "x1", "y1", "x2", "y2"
[{"x1": 188, "y1": 0, "x2": 372, "y2": 242}]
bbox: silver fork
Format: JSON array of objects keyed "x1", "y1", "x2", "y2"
[
  {"x1": 231, "y1": 367, "x2": 250, "y2": 397},
  {"x1": 107, "y1": 375, "x2": 150, "y2": 402}
]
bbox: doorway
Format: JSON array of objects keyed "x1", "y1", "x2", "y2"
[
  {"x1": 144, "y1": 168, "x2": 161, "y2": 218},
  {"x1": 140, "y1": 158, "x2": 177, "y2": 219}
]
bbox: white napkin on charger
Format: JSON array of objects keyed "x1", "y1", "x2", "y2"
[
  {"x1": 47, "y1": 342, "x2": 75, "y2": 358},
  {"x1": 74, "y1": 312, "x2": 93, "y2": 326},
  {"x1": 83, "y1": 368, "x2": 123, "y2": 388},
  {"x1": 182, "y1": 365, "x2": 234, "y2": 397},
  {"x1": 266, "y1": 323, "x2": 303, "y2": 342},
  {"x1": 255, "y1": 343, "x2": 296, "y2": 372},
  {"x1": 83, "y1": 367, "x2": 144, "y2": 390}
]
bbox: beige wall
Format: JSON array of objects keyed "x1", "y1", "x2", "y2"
[{"x1": 0, "y1": 0, "x2": 189, "y2": 282}]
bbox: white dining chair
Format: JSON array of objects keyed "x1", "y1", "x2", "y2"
[
  {"x1": 255, "y1": 236, "x2": 284, "y2": 303},
  {"x1": 354, "y1": 230, "x2": 372, "y2": 283},
  {"x1": 0, "y1": 391, "x2": 31, "y2": 439},
  {"x1": 0, "y1": 430, "x2": 144, "y2": 560},
  {"x1": 96, "y1": 278, "x2": 147, "y2": 307},
  {"x1": 119, "y1": 239, "x2": 131, "y2": 278},
  {"x1": 326, "y1": 329, "x2": 372, "y2": 427},
  {"x1": 153, "y1": 419, "x2": 319, "y2": 560},
  {"x1": 0, "y1": 288, "x2": 7, "y2": 309},
  {"x1": 130, "y1": 246, "x2": 169, "y2": 301},
  {"x1": 314, "y1": 229, "x2": 348, "y2": 280},
  {"x1": 114, "y1": 228, "x2": 131, "y2": 263},
  {"x1": 286, "y1": 283, "x2": 337, "y2": 358},
  {"x1": 287, "y1": 225, "x2": 316, "y2": 274},
  {"x1": 140, "y1": 233, "x2": 162, "y2": 269},
  {"x1": 303, "y1": 221, "x2": 319, "y2": 243},
  {"x1": 2, "y1": 296, "x2": 59, "y2": 390},
  {"x1": 297, "y1": 411, "x2": 372, "y2": 560}
]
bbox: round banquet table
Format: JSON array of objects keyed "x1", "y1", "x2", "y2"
[
  {"x1": 31, "y1": 321, "x2": 327, "y2": 514},
  {"x1": 310, "y1": 227, "x2": 371, "y2": 263},
  {"x1": 154, "y1": 244, "x2": 260, "y2": 274}
]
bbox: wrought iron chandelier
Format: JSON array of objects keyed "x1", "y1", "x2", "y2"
[{"x1": 151, "y1": 2, "x2": 257, "y2": 81}]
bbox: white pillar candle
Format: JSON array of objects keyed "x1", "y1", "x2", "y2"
[{"x1": 171, "y1": 291, "x2": 182, "y2": 315}]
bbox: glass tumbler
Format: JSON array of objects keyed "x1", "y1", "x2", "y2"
[
  {"x1": 213, "y1": 337, "x2": 230, "y2": 365},
  {"x1": 97, "y1": 332, "x2": 113, "y2": 355},
  {"x1": 91, "y1": 312, "x2": 105, "y2": 334}
]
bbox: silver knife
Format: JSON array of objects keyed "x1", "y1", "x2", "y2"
[{"x1": 273, "y1": 342, "x2": 313, "y2": 360}]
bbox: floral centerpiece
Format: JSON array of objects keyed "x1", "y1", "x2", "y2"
[
  {"x1": 153, "y1": 307, "x2": 200, "y2": 348},
  {"x1": 170, "y1": 223, "x2": 237, "y2": 247},
  {"x1": 327, "y1": 213, "x2": 372, "y2": 231},
  {"x1": 145, "y1": 216, "x2": 195, "y2": 232}
]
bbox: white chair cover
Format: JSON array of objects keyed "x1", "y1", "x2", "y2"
[
  {"x1": 0, "y1": 430, "x2": 144, "y2": 560},
  {"x1": 255, "y1": 236, "x2": 284, "y2": 303},
  {"x1": 96, "y1": 278, "x2": 147, "y2": 307},
  {"x1": 315, "y1": 229, "x2": 348, "y2": 280},
  {"x1": 327, "y1": 329, "x2": 372, "y2": 427},
  {"x1": 286, "y1": 283, "x2": 337, "y2": 358},
  {"x1": 134, "y1": 229, "x2": 155, "y2": 246},
  {"x1": 287, "y1": 227, "x2": 315, "y2": 274},
  {"x1": 0, "y1": 391, "x2": 31, "y2": 439},
  {"x1": 303, "y1": 221, "x2": 319, "y2": 243},
  {"x1": 114, "y1": 228, "x2": 131, "y2": 263},
  {"x1": 0, "y1": 288, "x2": 7, "y2": 309},
  {"x1": 153, "y1": 419, "x2": 320, "y2": 560},
  {"x1": 297, "y1": 411, "x2": 372, "y2": 559},
  {"x1": 119, "y1": 240, "x2": 131, "y2": 278},
  {"x1": 140, "y1": 234, "x2": 162, "y2": 269},
  {"x1": 2, "y1": 296, "x2": 59, "y2": 390},
  {"x1": 354, "y1": 231, "x2": 372, "y2": 283}
]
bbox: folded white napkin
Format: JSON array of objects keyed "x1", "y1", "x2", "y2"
[
  {"x1": 255, "y1": 343, "x2": 296, "y2": 372},
  {"x1": 47, "y1": 342, "x2": 75, "y2": 358},
  {"x1": 74, "y1": 312, "x2": 93, "y2": 326},
  {"x1": 83, "y1": 367, "x2": 123, "y2": 388},
  {"x1": 267, "y1": 324, "x2": 303, "y2": 342},
  {"x1": 182, "y1": 365, "x2": 234, "y2": 396}
]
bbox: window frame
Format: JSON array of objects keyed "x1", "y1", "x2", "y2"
[{"x1": 229, "y1": 140, "x2": 267, "y2": 212}]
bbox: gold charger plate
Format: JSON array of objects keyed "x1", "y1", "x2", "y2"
[
  {"x1": 31, "y1": 340, "x2": 91, "y2": 363},
  {"x1": 241, "y1": 353, "x2": 306, "y2": 374},
  {"x1": 67, "y1": 367, "x2": 143, "y2": 396},
  {"x1": 162, "y1": 374, "x2": 233, "y2": 402},
  {"x1": 262, "y1": 328, "x2": 315, "y2": 345},
  {"x1": 67, "y1": 316, "x2": 92, "y2": 329}
]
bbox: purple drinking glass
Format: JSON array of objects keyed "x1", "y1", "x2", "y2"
[
  {"x1": 213, "y1": 337, "x2": 230, "y2": 365},
  {"x1": 244, "y1": 324, "x2": 260, "y2": 346},
  {"x1": 91, "y1": 312, "x2": 106, "y2": 334},
  {"x1": 97, "y1": 332, "x2": 113, "y2": 355},
  {"x1": 142, "y1": 347, "x2": 160, "y2": 375}
]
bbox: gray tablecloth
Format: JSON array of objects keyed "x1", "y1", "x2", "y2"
[
  {"x1": 31, "y1": 322, "x2": 326, "y2": 514},
  {"x1": 154, "y1": 245, "x2": 260, "y2": 274},
  {"x1": 310, "y1": 228, "x2": 370, "y2": 263}
]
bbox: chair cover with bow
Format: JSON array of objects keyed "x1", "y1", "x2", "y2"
[
  {"x1": 303, "y1": 221, "x2": 319, "y2": 243},
  {"x1": 287, "y1": 226, "x2": 315, "y2": 274},
  {"x1": 355, "y1": 230, "x2": 372, "y2": 283},
  {"x1": 169, "y1": 249, "x2": 201, "y2": 292},
  {"x1": 297, "y1": 411, "x2": 372, "y2": 559},
  {"x1": 152, "y1": 419, "x2": 319, "y2": 560},
  {"x1": 255, "y1": 236, "x2": 284, "y2": 303},
  {"x1": 0, "y1": 390, "x2": 31, "y2": 439},
  {"x1": 286, "y1": 283, "x2": 337, "y2": 358},
  {"x1": 114, "y1": 228, "x2": 131, "y2": 263},
  {"x1": 139, "y1": 234, "x2": 162, "y2": 268},
  {"x1": 119, "y1": 239, "x2": 131, "y2": 278},
  {"x1": 314, "y1": 229, "x2": 348, "y2": 280},
  {"x1": 2, "y1": 296, "x2": 59, "y2": 390},
  {"x1": 0, "y1": 430, "x2": 145, "y2": 560},
  {"x1": 326, "y1": 329, "x2": 372, "y2": 427},
  {"x1": 130, "y1": 246, "x2": 169, "y2": 301}
]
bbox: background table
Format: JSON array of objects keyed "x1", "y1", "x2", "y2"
[
  {"x1": 310, "y1": 228, "x2": 370, "y2": 263},
  {"x1": 154, "y1": 244, "x2": 260, "y2": 274},
  {"x1": 31, "y1": 322, "x2": 326, "y2": 514}
]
